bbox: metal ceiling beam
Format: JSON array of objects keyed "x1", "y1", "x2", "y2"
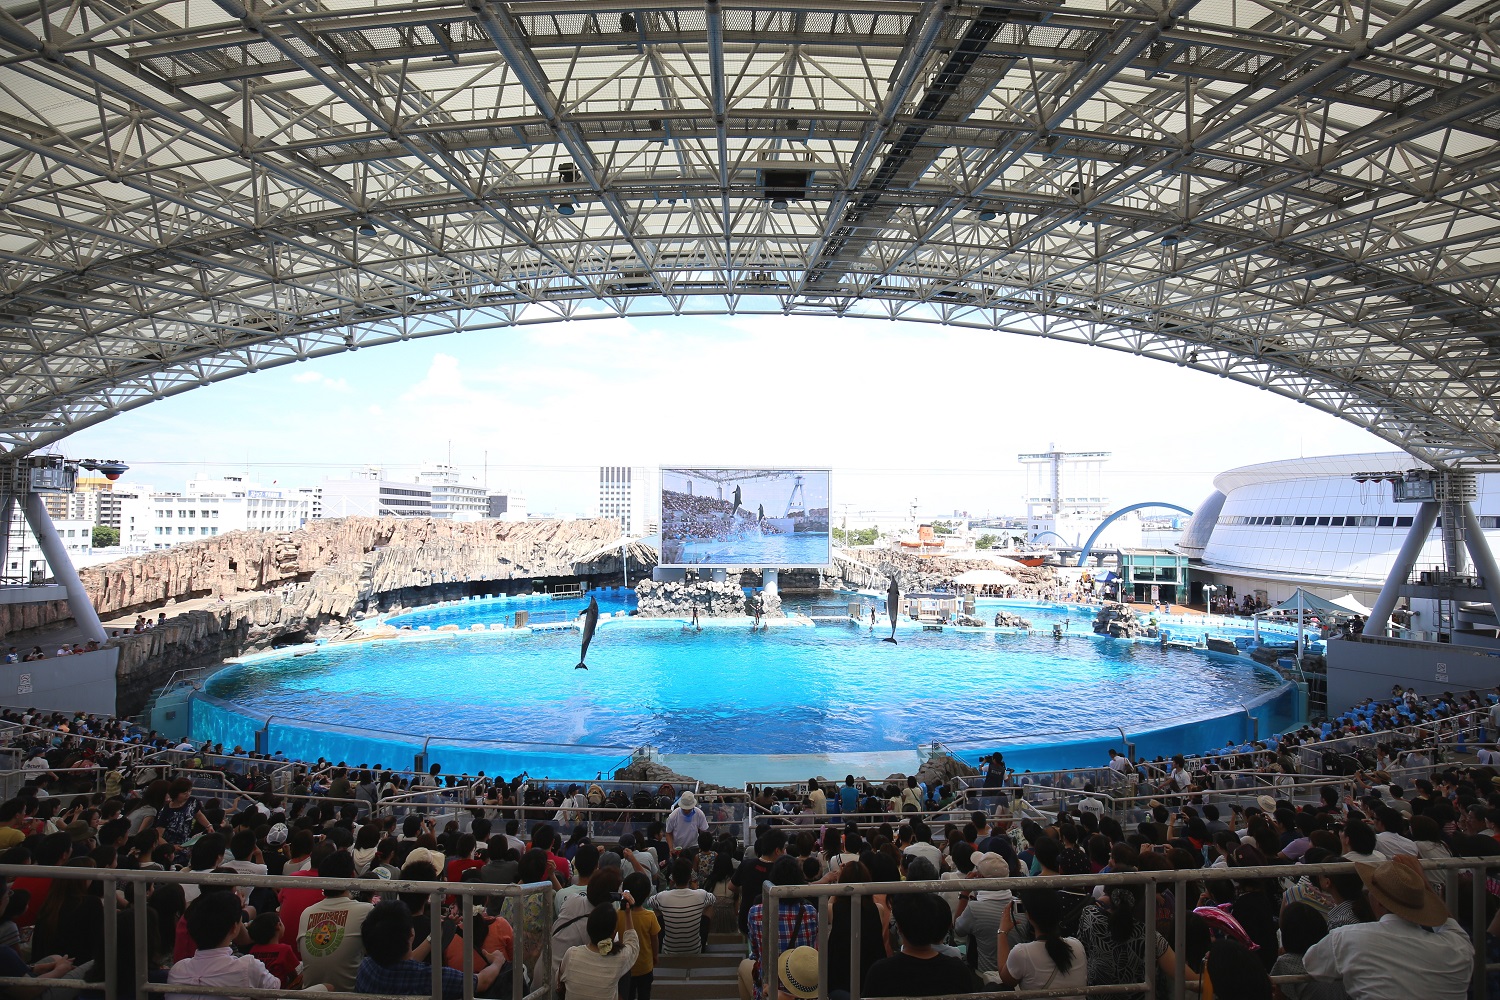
[{"x1": 0, "y1": 0, "x2": 1497, "y2": 464}]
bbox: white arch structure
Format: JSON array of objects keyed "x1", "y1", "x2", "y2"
[{"x1": 2, "y1": 0, "x2": 1499, "y2": 462}]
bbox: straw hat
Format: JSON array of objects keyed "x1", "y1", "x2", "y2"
[
  {"x1": 1256, "y1": 795, "x2": 1278, "y2": 815},
  {"x1": 678, "y1": 790, "x2": 698, "y2": 810},
  {"x1": 778, "y1": 946, "x2": 819, "y2": 999},
  {"x1": 1356, "y1": 858, "x2": 1449, "y2": 926}
]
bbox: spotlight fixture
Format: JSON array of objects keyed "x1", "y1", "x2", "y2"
[
  {"x1": 978, "y1": 210, "x2": 996, "y2": 221},
  {"x1": 557, "y1": 202, "x2": 576, "y2": 216},
  {"x1": 357, "y1": 221, "x2": 377, "y2": 236},
  {"x1": 771, "y1": 198, "x2": 788, "y2": 210}
]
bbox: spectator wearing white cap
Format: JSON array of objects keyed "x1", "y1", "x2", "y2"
[
  {"x1": 953, "y1": 852, "x2": 1014, "y2": 974},
  {"x1": 664, "y1": 791, "x2": 708, "y2": 857}
]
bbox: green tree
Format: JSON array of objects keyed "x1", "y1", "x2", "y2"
[
  {"x1": 930, "y1": 520, "x2": 956, "y2": 535},
  {"x1": 976, "y1": 533, "x2": 998, "y2": 550},
  {"x1": 833, "y1": 526, "x2": 879, "y2": 546},
  {"x1": 92, "y1": 525, "x2": 120, "y2": 548}
]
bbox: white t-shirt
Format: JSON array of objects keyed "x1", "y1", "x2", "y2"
[{"x1": 1005, "y1": 938, "x2": 1087, "y2": 997}]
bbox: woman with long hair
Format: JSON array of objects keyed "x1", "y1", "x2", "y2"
[
  {"x1": 824, "y1": 861, "x2": 888, "y2": 997},
  {"x1": 31, "y1": 858, "x2": 103, "y2": 967},
  {"x1": 1077, "y1": 879, "x2": 1197, "y2": 1000},
  {"x1": 559, "y1": 900, "x2": 641, "y2": 1000},
  {"x1": 1227, "y1": 845, "x2": 1280, "y2": 969},
  {"x1": 126, "y1": 780, "x2": 170, "y2": 837},
  {"x1": 996, "y1": 888, "x2": 1087, "y2": 997},
  {"x1": 501, "y1": 848, "x2": 557, "y2": 977},
  {"x1": 708, "y1": 833, "x2": 737, "y2": 898},
  {"x1": 146, "y1": 883, "x2": 186, "y2": 966}
]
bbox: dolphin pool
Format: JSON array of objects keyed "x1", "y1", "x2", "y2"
[{"x1": 185, "y1": 591, "x2": 1305, "y2": 782}]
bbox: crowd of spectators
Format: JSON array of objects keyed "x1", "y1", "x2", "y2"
[{"x1": 0, "y1": 688, "x2": 1495, "y2": 999}]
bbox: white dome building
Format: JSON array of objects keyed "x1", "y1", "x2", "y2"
[{"x1": 1180, "y1": 452, "x2": 1500, "y2": 609}]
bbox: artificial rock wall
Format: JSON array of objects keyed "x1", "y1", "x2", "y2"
[{"x1": 53, "y1": 517, "x2": 655, "y2": 716}]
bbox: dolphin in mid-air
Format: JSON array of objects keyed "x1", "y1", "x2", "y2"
[
  {"x1": 884, "y1": 578, "x2": 900, "y2": 644},
  {"x1": 757, "y1": 504, "x2": 765, "y2": 523},
  {"x1": 731, "y1": 485, "x2": 743, "y2": 517},
  {"x1": 576, "y1": 596, "x2": 599, "y2": 669}
]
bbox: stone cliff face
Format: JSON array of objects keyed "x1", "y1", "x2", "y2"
[
  {"x1": 634, "y1": 578, "x2": 755, "y2": 618},
  {"x1": 81, "y1": 517, "x2": 655, "y2": 619},
  {"x1": 57, "y1": 517, "x2": 656, "y2": 716},
  {"x1": 830, "y1": 549, "x2": 1055, "y2": 592}
]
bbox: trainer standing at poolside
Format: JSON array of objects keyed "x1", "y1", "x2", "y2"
[{"x1": 664, "y1": 791, "x2": 709, "y2": 857}]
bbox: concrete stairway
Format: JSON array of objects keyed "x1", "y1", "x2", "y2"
[{"x1": 653, "y1": 932, "x2": 744, "y2": 1000}]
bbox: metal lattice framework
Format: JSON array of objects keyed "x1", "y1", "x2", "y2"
[{"x1": 3, "y1": 0, "x2": 1500, "y2": 463}]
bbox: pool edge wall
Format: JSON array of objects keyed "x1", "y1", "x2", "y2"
[{"x1": 181, "y1": 642, "x2": 1303, "y2": 782}]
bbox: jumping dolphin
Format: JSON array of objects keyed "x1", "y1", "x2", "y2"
[
  {"x1": 884, "y1": 577, "x2": 900, "y2": 644},
  {"x1": 731, "y1": 485, "x2": 743, "y2": 517},
  {"x1": 576, "y1": 596, "x2": 599, "y2": 669},
  {"x1": 757, "y1": 503, "x2": 765, "y2": 523}
]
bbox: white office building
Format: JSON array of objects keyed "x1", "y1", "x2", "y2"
[
  {"x1": 486, "y1": 492, "x2": 528, "y2": 521},
  {"x1": 121, "y1": 476, "x2": 314, "y2": 549},
  {"x1": 597, "y1": 466, "x2": 659, "y2": 537},
  {"x1": 2, "y1": 512, "x2": 93, "y2": 582},
  {"x1": 320, "y1": 468, "x2": 432, "y2": 518},
  {"x1": 416, "y1": 464, "x2": 487, "y2": 520}
]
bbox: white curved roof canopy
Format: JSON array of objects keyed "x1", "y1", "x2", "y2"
[{"x1": 2, "y1": 0, "x2": 1499, "y2": 461}]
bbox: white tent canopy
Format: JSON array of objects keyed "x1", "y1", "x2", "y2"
[
  {"x1": 1264, "y1": 589, "x2": 1363, "y2": 617},
  {"x1": 1328, "y1": 594, "x2": 1373, "y2": 616}
]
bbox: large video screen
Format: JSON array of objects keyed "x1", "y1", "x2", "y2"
[{"x1": 660, "y1": 468, "x2": 831, "y2": 567}]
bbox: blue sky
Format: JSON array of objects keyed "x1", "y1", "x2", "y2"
[{"x1": 58, "y1": 314, "x2": 1388, "y2": 519}]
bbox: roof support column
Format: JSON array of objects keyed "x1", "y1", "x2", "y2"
[
  {"x1": 22, "y1": 492, "x2": 106, "y2": 643},
  {"x1": 1363, "y1": 501, "x2": 1438, "y2": 638},
  {"x1": 1460, "y1": 504, "x2": 1500, "y2": 626}
]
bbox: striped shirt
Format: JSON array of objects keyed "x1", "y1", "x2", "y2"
[{"x1": 647, "y1": 888, "x2": 716, "y2": 954}]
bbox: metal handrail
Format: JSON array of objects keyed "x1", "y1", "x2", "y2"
[
  {"x1": 0, "y1": 864, "x2": 558, "y2": 1000},
  {"x1": 761, "y1": 857, "x2": 1497, "y2": 1000}
]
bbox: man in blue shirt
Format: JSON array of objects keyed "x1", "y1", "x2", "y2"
[{"x1": 354, "y1": 900, "x2": 506, "y2": 998}]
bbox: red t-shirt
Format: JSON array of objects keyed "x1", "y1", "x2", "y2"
[
  {"x1": 276, "y1": 868, "x2": 322, "y2": 960},
  {"x1": 12, "y1": 876, "x2": 51, "y2": 927},
  {"x1": 446, "y1": 858, "x2": 484, "y2": 883},
  {"x1": 249, "y1": 942, "x2": 300, "y2": 986}
]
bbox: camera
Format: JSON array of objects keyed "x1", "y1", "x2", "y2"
[{"x1": 609, "y1": 891, "x2": 624, "y2": 902}]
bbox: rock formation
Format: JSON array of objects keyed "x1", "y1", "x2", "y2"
[
  {"x1": 30, "y1": 517, "x2": 656, "y2": 628},
  {"x1": 830, "y1": 549, "x2": 1055, "y2": 594},
  {"x1": 1093, "y1": 602, "x2": 1155, "y2": 638},
  {"x1": 56, "y1": 517, "x2": 655, "y2": 716},
  {"x1": 633, "y1": 577, "x2": 755, "y2": 618}
]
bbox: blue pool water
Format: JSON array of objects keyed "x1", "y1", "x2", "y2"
[{"x1": 191, "y1": 591, "x2": 1300, "y2": 778}]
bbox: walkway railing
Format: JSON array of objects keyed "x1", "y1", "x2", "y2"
[
  {"x1": 0, "y1": 864, "x2": 557, "y2": 1000},
  {"x1": 762, "y1": 857, "x2": 1497, "y2": 1000}
]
